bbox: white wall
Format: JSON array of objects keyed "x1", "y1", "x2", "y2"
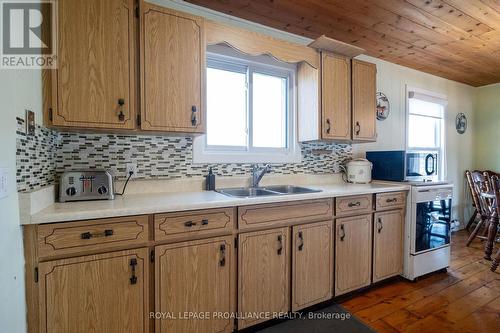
[
  {"x1": 0, "y1": 68, "x2": 42, "y2": 332},
  {"x1": 352, "y1": 55, "x2": 476, "y2": 226}
]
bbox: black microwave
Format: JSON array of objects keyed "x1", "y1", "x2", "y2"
[{"x1": 366, "y1": 150, "x2": 439, "y2": 182}]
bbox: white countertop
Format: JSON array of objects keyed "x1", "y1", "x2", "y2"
[{"x1": 27, "y1": 182, "x2": 410, "y2": 225}]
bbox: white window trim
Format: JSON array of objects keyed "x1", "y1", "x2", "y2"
[
  {"x1": 405, "y1": 85, "x2": 447, "y2": 180},
  {"x1": 193, "y1": 47, "x2": 301, "y2": 164}
]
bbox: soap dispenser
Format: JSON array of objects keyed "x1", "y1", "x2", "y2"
[{"x1": 205, "y1": 167, "x2": 216, "y2": 191}]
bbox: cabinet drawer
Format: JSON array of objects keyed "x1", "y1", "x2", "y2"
[
  {"x1": 238, "y1": 199, "x2": 333, "y2": 230},
  {"x1": 154, "y1": 208, "x2": 235, "y2": 242},
  {"x1": 335, "y1": 194, "x2": 372, "y2": 216},
  {"x1": 37, "y1": 216, "x2": 149, "y2": 259},
  {"x1": 376, "y1": 191, "x2": 406, "y2": 210}
]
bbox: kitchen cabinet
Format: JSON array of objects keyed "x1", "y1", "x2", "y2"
[
  {"x1": 352, "y1": 59, "x2": 377, "y2": 141},
  {"x1": 155, "y1": 236, "x2": 234, "y2": 333},
  {"x1": 49, "y1": 0, "x2": 136, "y2": 130},
  {"x1": 37, "y1": 248, "x2": 149, "y2": 333},
  {"x1": 298, "y1": 53, "x2": 376, "y2": 142},
  {"x1": 321, "y1": 53, "x2": 351, "y2": 140},
  {"x1": 335, "y1": 214, "x2": 372, "y2": 295},
  {"x1": 140, "y1": 3, "x2": 205, "y2": 133},
  {"x1": 292, "y1": 221, "x2": 333, "y2": 311},
  {"x1": 238, "y1": 228, "x2": 290, "y2": 329},
  {"x1": 373, "y1": 210, "x2": 404, "y2": 282}
]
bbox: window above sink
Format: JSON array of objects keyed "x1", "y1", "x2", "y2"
[{"x1": 193, "y1": 44, "x2": 301, "y2": 164}]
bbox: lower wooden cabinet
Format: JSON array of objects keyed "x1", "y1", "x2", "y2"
[
  {"x1": 292, "y1": 221, "x2": 333, "y2": 311},
  {"x1": 373, "y1": 210, "x2": 404, "y2": 282},
  {"x1": 335, "y1": 214, "x2": 373, "y2": 296},
  {"x1": 238, "y1": 228, "x2": 290, "y2": 329},
  {"x1": 38, "y1": 248, "x2": 149, "y2": 333},
  {"x1": 155, "y1": 236, "x2": 235, "y2": 333}
]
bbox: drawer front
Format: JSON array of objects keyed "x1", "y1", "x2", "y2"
[
  {"x1": 376, "y1": 191, "x2": 406, "y2": 210},
  {"x1": 335, "y1": 194, "x2": 373, "y2": 216},
  {"x1": 155, "y1": 208, "x2": 235, "y2": 242},
  {"x1": 37, "y1": 216, "x2": 149, "y2": 259},
  {"x1": 238, "y1": 199, "x2": 333, "y2": 230}
]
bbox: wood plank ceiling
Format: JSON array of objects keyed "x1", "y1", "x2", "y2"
[{"x1": 186, "y1": 0, "x2": 500, "y2": 87}]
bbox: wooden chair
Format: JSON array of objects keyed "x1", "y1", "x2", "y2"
[
  {"x1": 465, "y1": 171, "x2": 492, "y2": 247},
  {"x1": 485, "y1": 175, "x2": 499, "y2": 262}
]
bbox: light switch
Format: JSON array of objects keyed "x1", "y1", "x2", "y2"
[{"x1": 0, "y1": 168, "x2": 8, "y2": 199}]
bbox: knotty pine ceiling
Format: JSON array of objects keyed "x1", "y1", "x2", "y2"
[{"x1": 186, "y1": 0, "x2": 500, "y2": 87}]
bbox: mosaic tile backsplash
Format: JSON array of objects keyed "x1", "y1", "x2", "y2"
[{"x1": 16, "y1": 118, "x2": 352, "y2": 192}]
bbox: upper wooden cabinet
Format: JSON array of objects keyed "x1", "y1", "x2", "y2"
[
  {"x1": 352, "y1": 59, "x2": 377, "y2": 141},
  {"x1": 321, "y1": 53, "x2": 351, "y2": 140},
  {"x1": 298, "y1": 52, "x2": 377, "y2": 143},
  {"x1": 38, "y1": 248, "x2": 149, "y2": 333},
  {"x1": 140, "y1": 3, "x2": 205, "y2": 133},
  {"x1": 50, "y1": 0, "x2": 136, "y2": 130}
]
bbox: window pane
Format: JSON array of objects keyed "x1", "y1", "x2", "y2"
[
  {"x1": 206, "y1": 67, "x2": 247, "y2": 147},
  {"x1": 252, "y1": 72, "x2": 287, "y2": 148},
  {"x1": 408, "y1": 114, "x2": 441, "y2": 148}
]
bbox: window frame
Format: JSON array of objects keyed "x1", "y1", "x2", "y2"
[
  {"x1": 193, "y1": 46, "x2": 301, "y2": 164},
  {"x1": 405, "y1": 85, "x2": 447, "y2": 179}
]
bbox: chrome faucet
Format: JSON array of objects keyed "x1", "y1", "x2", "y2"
[{"x1": 251, "y1": 164, "x2": 272, "y2": 188}]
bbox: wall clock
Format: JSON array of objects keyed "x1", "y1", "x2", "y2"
[
  {"x1": 456, "y1": 113, "x2": 467, "y2": 134},
  {"x1": 376, "y1": 92, "x2": 390, "y2": 121}
]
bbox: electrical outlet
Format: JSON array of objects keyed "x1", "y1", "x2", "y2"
[{"x1": 126, "y1": 163, "x2": 138, "y2": 178}]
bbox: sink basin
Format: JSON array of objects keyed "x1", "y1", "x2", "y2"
[
  {"x1": 216, "y1": 187, "x2": 278, "y2": 198},
  {"x1": 216, "y1": 185, "x2": 321, "y2": 198},
  {"x1": 264, "y1": 185, "x2": 322, "y2": 195}
]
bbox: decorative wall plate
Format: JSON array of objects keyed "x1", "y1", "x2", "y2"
[
  {"x1": 456, "y1": 113, "x2": 467, "y2": 134},
  {"x1": 376, "y1": 92, "x2": 390, "y2": 121}
]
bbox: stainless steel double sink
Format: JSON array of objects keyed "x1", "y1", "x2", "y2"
[{"x1": 216, "y1": 185, "x2": 321, "y2": 198}]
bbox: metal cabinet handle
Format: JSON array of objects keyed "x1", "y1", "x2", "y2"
[
  {"x1": 348, "y1": 201, "x2": 361, "y2": 208},
  {"x1": 340, "y1": 224, "x2": 346, "y2": 241},
  {"x1": 386, "y1": 198, "x2": 397, "y2": 203},
  {"x1": 117, "y1": 98, "x2": 125, "y2": 122},
  {"x1": 201, "y1": 219, "x2": 209, "y2": 226},
  {"x1": 80, "y1": 229, "x2": 114, "y2": 239},
  {"x1": 130, "y1": 258, "x2": 138, "y2": 285},
  {"x1": 355, "y1": 121, "x2": 361, "y2": 135},
  {"x1": 191, "y1": 105, "x2": 197, "y2": 126},
  {"x1": 326, "y1": 119, "x2": 331, "y2": 134},
  {"x1": 184, "y1": 221, "x2": 197, "y2": 227},
  {"x1": 377, "y1": 217, "x2": 383, "y2": 234},
  {"x1": 298, "y1": 231, "x2": 304, "y2": 251},
  {"x1": 277, "y1": 235, "x2": 283, "y2": 255},
  {"x1": 219, "y1": 244, "x2": 226, "y2": 267}
]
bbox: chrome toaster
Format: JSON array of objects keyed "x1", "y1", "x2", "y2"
[{"x1": 59, "y1": 170, "x2": 115, "y2": 202}]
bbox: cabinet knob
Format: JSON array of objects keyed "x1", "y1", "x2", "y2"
[
  {"x1": 219, "y1": 244, "x2": 226, "y2": 267},
  {"x1": 298, "y1": 231, "x2": 304, "y2": 251},
  {"x1": 191, "y1": 105, "x2": 197, "y2": 126},
  {"x1": 184, "y1": 221, "x2": 197, "y2": 227},
  {"x1": 129, "y1": 258, "x2": 138, "y2": 285},
  {"x1": 326, "y1": 119, "x2": 331, "y2": 134},
  {"x1": 340, "y1": 224, "x2": 346, "y2": 241},
  {"x1": 377, "y1": 218, "x2": 383, "y2": 233},
  {"x1": 277, "y1": 235, "x2": 283, "y2": 255},
  {"x1": 348, "y1": 201, "x2": 361, "y2": 208},
  {"x1": 355, "y1": 121, "x2": 361, "y2": 135},
  {"x1": 118, "y1": 98, "x2": 125, "y2": 122}
]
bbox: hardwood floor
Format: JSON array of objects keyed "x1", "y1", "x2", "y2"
[{"x1": 341, "y1": 230, "x2": 500, "y2": 333}]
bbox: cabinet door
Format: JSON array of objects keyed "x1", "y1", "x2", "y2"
[
  {"x1": 53, "y1": 0, "x2": 136, "y2": 129},
  {"x1": 335, "y1": 214, "x2": 372, "y2": 296},
  {"x1": 38, "y1": 248, "x2": 149, "y2": 333},
  {"x1": 155, "y1": 236, "x2": 234, "y2": 333},
  {"x1": 352, "y1": 59, "x2": 377, "y2": 141},
  {"x1": 141, "y1": 4, "x2": 205, "y2": 133},
  {"x1": 373, "y1": 210, "x2": 404, "y2": 282},
  {"x1": 238, "y1": 228, "x2": 290, "y2": 329},
  {"x1": 321, "y1": 53, "x2": 351, "y2": 140},
  {"x1": 292, "y1": 221, "x2": 333, "y2": 311}
]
